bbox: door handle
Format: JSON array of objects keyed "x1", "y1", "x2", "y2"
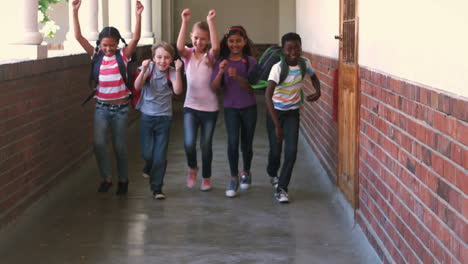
[{"x1": 334, "y1": 35, "x2": 343, "y2": 40}]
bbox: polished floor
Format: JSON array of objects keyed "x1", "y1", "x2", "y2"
[{"x1": 0, "y1": 97, "x2": 381, "y2": 264}]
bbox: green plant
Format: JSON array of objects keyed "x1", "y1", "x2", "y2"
[{"x1": 38, "y1": 0, "x2": 67, "y2": 38}]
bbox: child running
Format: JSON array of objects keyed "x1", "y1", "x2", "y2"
[
  {"x1": 72, "y1": 0, "x2": 143, "y2": 195},
  {"x1": 134, "y1": 42, "x2": 183, "y2": 200},
  {"x1": 265, "y1": 32, "x2": 321, "y2": 203},
  {"x1": 176, "y1": 8, "x2": 220, "y2": 191},
  {"x1": 211, "y1": 26, "x2": 257, "y2": 198}
]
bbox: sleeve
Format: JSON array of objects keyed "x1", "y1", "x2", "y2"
[
  {"x1": 268, "y1": 62, "x2": 281, "y2": 84},
  {"x1": 305, "y1": 57, "x2": 314, "y2": 76},
  {"x1": 247, "y1": 56, "x2": 257, "y2": 75}
]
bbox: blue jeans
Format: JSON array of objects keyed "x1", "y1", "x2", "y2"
[
  {"x1": 266, "y1": 109, "x2": 300, "y2": 192},
  {"x1": 140, "y1": 114, "x2": 172, "y2": 193},
  {"x1": 93, "y1": 103, "x2": 129, "y2": 181},
  {"x1": 183, "y1": 107, "x2": 218, "y2": 179},
  {"x1": 224, "y1": 105, "x2": 257, "y2": 176}
]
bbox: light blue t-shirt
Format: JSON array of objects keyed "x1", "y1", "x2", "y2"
[{"x1": 135, "y1": 63, "x2": 176, "y2": 116}]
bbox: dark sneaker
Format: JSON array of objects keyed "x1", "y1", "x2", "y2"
[
  {"x1": 239, "y1": 172, "x2": 251, "y2": 190},
  {"x1": 153, "y1": 191, "x2": 166, "y2": 200},
  {"x1": 116, "y1": 181, "x2": 128, "y2": 195},
  {"x1": 97, "y1": 181, "x2": 112, "y2": 192},
  {"x1": 270, "y1": 176, "x2": 279, "y2": 189},
  {"x1": 274, "y1": 188, "x2": 289, "y2": 203},
  {"x1": 225, "y1": 177, "x2": 239, "y2": 198}
]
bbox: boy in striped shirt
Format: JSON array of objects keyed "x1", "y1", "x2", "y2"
[{"x1": 265, "y1": 32, "x2": 321, "y2": 203}]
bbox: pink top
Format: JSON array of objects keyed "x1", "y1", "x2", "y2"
[
  {"x1": 95, "y1": 49, "x2": 131, "y2": 101},
  {"x1": 182, "y1": 48, "x2": 218, "y2": 112}
]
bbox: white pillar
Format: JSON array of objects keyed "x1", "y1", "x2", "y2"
[
  {"x1": 141, "y1": 0, "x2": 153, "y2": 38},
  {"x1": 81, "y1": 0, "x2": 100, "y2": 41},
  {"x1": 0, "y1": 0, "x2": 47, "y2": 60},
  {"x1": 109, "y1": 0, "x2": 133, "y2": 41},
  {"x1": 17, "y1": 0, "x2": 43, "y2": 44}
]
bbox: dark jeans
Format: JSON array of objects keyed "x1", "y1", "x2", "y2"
[
  {"x1": 140, "y1": 114, "x2": 172, "y2": 192},
  {"x1": 266, "y1": 109, "x2": 300, "y2": 192},
  {"x1": 224, "y1": 105, "x2": 257, "y2": 176},
  {"x1": 183, "y1": 107, "x2": 218, "y2": 178}
]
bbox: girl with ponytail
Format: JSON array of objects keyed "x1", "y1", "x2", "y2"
[{"x1": 72, "y1": 0, "x2": 144, "y2": 195}]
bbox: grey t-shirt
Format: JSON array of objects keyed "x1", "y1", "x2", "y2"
[{"x1": 136, "y1": 63, "x2": 176, "y2": 116}]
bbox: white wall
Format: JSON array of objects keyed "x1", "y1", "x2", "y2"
[
  {"x1": 296, "y1": 0, "x2": 339, "y2": 58},
  {"x1": 173, "y1": 0, "x2": 279, "y2": 44},
  {"x1": 359, "y1": 0, "x2": 468, "y2": 97},
  {"x1": 279, "y1": 0, "x2": 296, "y2": 44}
]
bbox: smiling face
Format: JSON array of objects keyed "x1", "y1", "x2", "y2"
[
  {"x1": 227, "y1": 33, "x2": 246, "y2": 57},
  {"x1": 190, "y1": 28, "x2": 210, "y2": 52},
  {"x1": 282, "y1": 39, "x2": 302, "y2": 66},
  {"x1": 153, "y1": 47, "x2": 173, "y2": 72},
  {"x1": 100, "y1": 37, "x2": 119, "y2": 57}
]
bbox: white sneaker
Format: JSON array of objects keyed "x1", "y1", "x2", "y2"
[
  {"x1": 225, "y1": 177, "x2": 239, "y2": 198},
  {"x1": 275, "y1": 188, "x2": 289, "y2": 203},
  {"x1": 239, "y1": 172, "x2": 251, "y2": 190},
  {"x1": 142, "y1": 172, "x2": 150, "y2": 178}
]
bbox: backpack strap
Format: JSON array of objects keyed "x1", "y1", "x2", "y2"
[
  {"x1": 115, "y1": 50, "x2": 129, "y2": 89},
  {"x1": 278, "y1": 56, "x2": 308, "y2": 85},
  {"x1": 166, "y1": 70, "x2": 173, "y2": 88},
  {"x1": 278, "y1": 55, "x2": 290, "y2": 85},
  {"x1": 92, "y1": 51, "x2": 105, "y2": 83}
]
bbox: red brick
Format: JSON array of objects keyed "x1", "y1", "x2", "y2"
[
  {"x1": 452, "y1": 98, "x2": 467, "y2": 122},
  {"x1": 455, "y1": 167, "x2": 468, "y2": 195},
  {"x1": 456, "y1": 120, "x2": 468, "y2": 146},
  {"x1": 436, "y1": 134, "x2": 452, "y2": 158},
  {"x1": 449, "y1": 142, "x2": 464, "y2": 169},
  {"x1": 431, "y1": 153, "x2": 444, "y2": 177},
  {"x1": 443, "y1": 159, "x2": 457, "y2": 185}
]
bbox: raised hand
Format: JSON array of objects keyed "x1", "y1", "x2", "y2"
[
  {"x1": 141, "y1": 59, "x2": 151, "y2": 71},
  {"x1": 227, "y1": 67, "x2": 238, "y2": 79},
  {"x1": 207, "y1": 10, "x2": 216, "y2": 22},
  {"x1": 181, "y1": 9, "x2": 191, "y2": 22},
  {"x1": 72, "y1": 0, "x2": 81, "y2": 11},
  {"x1": 135, "y1": 0, "x2": 144, "y2": 16},
  {"x1": 175, "y1": 59, "x2": 183, "y2": 72},
  {"x1": 219, "y1": 59, "x2": 228, "y2": 73}
]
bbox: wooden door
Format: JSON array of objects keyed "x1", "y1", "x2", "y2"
[{"x1": 337, "y1": 0, "x2": 359, "y2": 208}]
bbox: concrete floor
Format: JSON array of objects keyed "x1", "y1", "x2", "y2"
[{"x1": 0, "y1": 96, "x2": 381, "y2": 264}]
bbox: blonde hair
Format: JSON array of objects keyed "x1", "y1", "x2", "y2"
[
  {"x1": 192, "y1": 21, "x2": 209, "y2": 34},
  {"x1": 151, "y1": 41, "x2": 175, "y2": 59}
]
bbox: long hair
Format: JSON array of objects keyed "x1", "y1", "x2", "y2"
[{"x1": 219, "y1": 25, "x2": 255, "y2": 59}]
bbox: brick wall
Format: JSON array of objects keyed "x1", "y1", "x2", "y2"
[
  {"x1": 301, "y1": 52, "x2": 339, "y2": 182},
  {"x1": 357, "y1": 67, "x2": 467, "y2": 263},
  {"x1": 0, "y1": 46, "x2": 151, "y2": 228}
]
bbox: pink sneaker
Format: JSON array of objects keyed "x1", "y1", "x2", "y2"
[
  {"x1": 186, "y1": 168, "x2": 198, "y2": 188},
  {"x1": 200, "y1": 178, "x2": 212, "y2": 191}
]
